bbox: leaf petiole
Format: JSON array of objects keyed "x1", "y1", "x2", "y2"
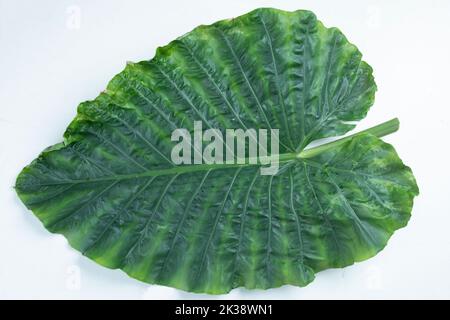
[{"x1": 297, "y1": 118, "x2": 400, "y2": 159}]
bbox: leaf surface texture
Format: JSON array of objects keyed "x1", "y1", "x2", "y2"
[{"x1": 16, "y1": 8, "x2": 418, "y2": 294}]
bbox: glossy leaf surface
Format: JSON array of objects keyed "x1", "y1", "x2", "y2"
[{"x1": 16, "y1": 8, "x2": 418, "y2": 293}]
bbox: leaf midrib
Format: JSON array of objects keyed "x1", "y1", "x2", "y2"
[
  {"x1": 18, "y1": 120, "x2": 399, "y2": 189},
  {"x1": 21, "y1": 155, "x2": 297, "y2": 187}
]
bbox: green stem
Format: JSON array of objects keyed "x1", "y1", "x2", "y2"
[
  {"x1": 298, "y1": 118, "x2": 400, "y2": 159},
  {"x1": 26, "y1": 118, "x2": 400, "y2": 186}
]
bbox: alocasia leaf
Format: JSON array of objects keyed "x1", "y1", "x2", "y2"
[{"x1": 15, "y1": 8, "x2": 418, "y2": 294}]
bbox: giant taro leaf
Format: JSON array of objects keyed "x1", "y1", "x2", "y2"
[{"x1": 15, "y1": 8, "x2": 418, "y2": 294}]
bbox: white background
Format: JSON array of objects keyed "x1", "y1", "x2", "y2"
[{"x1": 1, "y1": 0, "x2": 449, "y2": 299}]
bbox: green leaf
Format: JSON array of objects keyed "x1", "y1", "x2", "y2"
[{"x1": 15, "y1": 8, "x2": 418, "y2": 294}]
